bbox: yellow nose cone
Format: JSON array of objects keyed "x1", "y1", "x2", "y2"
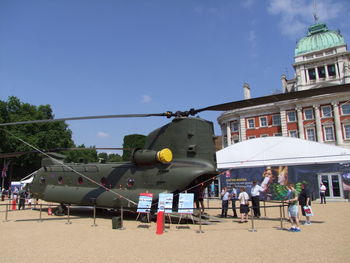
[{"x1": 157, "y1": 148, "x2": 173, "y2": 163}]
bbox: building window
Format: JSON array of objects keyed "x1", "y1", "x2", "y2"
[
  {"x1": 306, "y1": 128, "x2": 316, "y2": 141},
  {"x1": 289, "y1": 130, "x2": 298, "y2": 138},
  {"x1": 341, "y1": 104, "x2": 350, "y2": 115},
  {"x1": 327, "y1": 64, "x2": 336, "y2": 77},
  {"x1": 230, "y1": 121, "x2": 239, "y2": 132},
  {"x1": 274, "y1": 133, "x2": 282, "y2": 136},
  {"x1": 308, "y1": 68, "x2": 316, "y2": 80},
  {"x1": 247, "y1": 118, "x2": 255, "y2": 129},
  {"x1": 343, "y1": 124, "x2": 350, "y2": 140},
  {"x1": 324, "y1": 126, "x2": 335, "y2": 141},
  {"x1": 321, "y1": 106, "x2": 332, "y2": 117},
  {"x1": 287, "y1": 111, "x2": 296, "y2": 122},
  {"x1": 272, "y1": 115, "x2": 281, "y2": 126},
  {"x1": 318, "y1": 66, "x2": 326, "y2": 78},
  {"x1": 260, "y1": 116, "x2": 268, "y2": 127},
  {"x1": 304, "y1": 108, "x2": 314, "y2": 120},
  {"x1": 248, "y1": 136, "x2": 256, "y2": 139},
  {"x1": 261, "y1": 134, "x2": 269, "y2": 137}
]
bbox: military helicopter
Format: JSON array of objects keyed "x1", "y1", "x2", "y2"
[{"x1": 0, "y1": 108, "x2": 222, "y2": 212}]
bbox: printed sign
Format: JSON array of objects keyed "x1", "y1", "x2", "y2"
[
  {"x1": 178, "y1": 193, "x2": 194, "y2": 214},
  {"x1": 137, "y1": 193, "x2": 153, "y2": 213},
  {"x1": 158, "y1": 193, "x2": 173, "y2": 213}
]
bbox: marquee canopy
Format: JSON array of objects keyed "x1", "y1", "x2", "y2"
[{"x1": 216, "y1": 137, "x2": 350, "y2": 169}]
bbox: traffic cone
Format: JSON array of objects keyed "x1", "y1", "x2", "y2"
[
  {"x1": 156, "y1": 211, "x2": 165, "y2": 235},
  {"x1": 48, "y1": 207, "x2": 52, "y2": 215},
  {"x1": 11, "y1": 199, "x2": 16, "y2": 210}
]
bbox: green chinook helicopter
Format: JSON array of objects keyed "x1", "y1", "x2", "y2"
[{"x1": 0, "y1": 107, "x2": 226, "y2": 212}]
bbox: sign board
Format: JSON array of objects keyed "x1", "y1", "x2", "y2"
[
  {"x1": 137, "y1": 193, "x2": 153, "y2": 213},
  {"x1": 158, "y1": 193, "x2": 173, "y2": 213},
  {"x1": 178, "y1": 193, "x2": 194, "y2": 214}
]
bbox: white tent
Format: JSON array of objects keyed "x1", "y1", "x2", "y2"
[{"x1": 216, "y1": 137, "x2": 350, "y2": 169}]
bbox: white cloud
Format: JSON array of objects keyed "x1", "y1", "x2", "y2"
[
  {"x1": 267, "y1": 0, "x2": 344, "y2": 38},
  {"x1": 248, "y1": 30, "x2": 258, "y2": 59},
  {"x1": 242, "y1": 0, "x2": 256, "y2": 8},
  {"x1": 141, "y1": 95, "x2": 152, "y2": 104},
  {"x1": 97, "y1": 132, "x2": 110, "y2": 138}
]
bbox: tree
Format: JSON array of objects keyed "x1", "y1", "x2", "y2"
[
  {"x1": 122, "y1": 134, "x2": 146, "y2": 161},
  {"x1": 0, "y1": 96, "x2": 74, "y2": 181},
  {"x1": 63, "y1": 145, "x2": 98, "y2": 163}
]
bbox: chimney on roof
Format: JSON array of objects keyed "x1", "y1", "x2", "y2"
[{"x1": 243, "y1": 83, "x2": 251, "y2": 99}]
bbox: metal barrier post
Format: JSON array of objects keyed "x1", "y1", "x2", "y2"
[
  {"x1": 263, "y1": 200, "x2": 266, "y2": 217},
  {"x1": 38, "y1": 204, "x2": 43, "y2": 222},
  {"x1": 249, "y1": 206, "x2": 257, "y2": 232},
  {"x1": 282, "y1": 201, "x2": 286, "y2": 219},
  {"x1": 278, "y1": 204, "x2": 283, "y2": 230},
  {"x1": 91, "y1": 205, "x2": 97, "y2": 227},
  {"x1": 3, "y1": 204, "x2": 9, "y2": 222},
  {"x1": 65, "y1": 205, "x2": 72, "y2": 225},
  {"x1": 119, "y1": 206, "x2": 125, "y2": 230},
  {"x1": 196, "y1": 209, "x2": 204, "y2": 233}
]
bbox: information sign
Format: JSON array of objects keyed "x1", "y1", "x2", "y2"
[
  {"x1": 178, "y1": 193, "x2": 194, "y2": 214},
  {"x1": 158, "y1": 193, "x2": 173, "y2": 213},
  {"x1": 137, "y1": 193, "x2": 153, "y2": 213}
]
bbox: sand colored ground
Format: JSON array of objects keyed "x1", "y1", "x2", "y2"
[{"x1": 0, "y1": 199, "x2": 349, "y2": 263}]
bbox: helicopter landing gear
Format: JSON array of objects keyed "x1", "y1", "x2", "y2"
[{"x1": 53, "y1": 204, "x2": 67, "y2": 216}]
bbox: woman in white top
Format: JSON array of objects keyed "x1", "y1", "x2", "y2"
[{"x1": 238, "y1": 187, "x2": 249, "y2": 223}]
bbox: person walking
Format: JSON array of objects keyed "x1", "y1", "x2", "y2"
[
  {"x1": 230, "y1": 185, "x2": 238, "y2": 218},
  {"x1": 250, "y1": 180, "x2": 264, "y2": 218},
  {"x1": 298, "y1": 183, "x2": 311, "y2": 225},
  {"x1": 220, "y1": 187, "x2": 230, "y2": 218},
  {"x1": 238, "y1": 187, "x2": 249, "y2": 223},
  {"x1": 286, "y1": 183, "x2": 300, "y2": 232},
  {"x1": 320, "y1": 182, "x2": 327, "y2": 204}
]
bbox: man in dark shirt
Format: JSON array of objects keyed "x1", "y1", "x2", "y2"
[{"x1": 298, "y1": 183, "x2": 311, "y2": 225}]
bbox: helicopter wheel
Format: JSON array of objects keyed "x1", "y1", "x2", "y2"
[{"x1": 53, "y1": 204, "x2": 67, "y2": 216}]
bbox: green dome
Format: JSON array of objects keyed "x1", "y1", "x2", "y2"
[{"x1": 295, "y1": 23, "x2": 345, "y2": 56}]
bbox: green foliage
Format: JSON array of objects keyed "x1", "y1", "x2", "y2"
[
  {"x1": 98, "y1": 152, "x2": 122, "y2": 162},
  {"x1": 122, "y1": 134, "x2": 146, "y2": 161},
  {"x1": 0, "y1": 96, "x2": 74, "y2": 180},
  {"x1": 63, "y1": 145, "x2": 98, "y2": 163}
]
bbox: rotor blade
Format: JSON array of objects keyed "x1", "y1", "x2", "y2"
[
  {"x1": 0, "y1": 148, "x2": 132, "y2": 159},
  {"x1": 0, "y1": 113, "x2": 169, "y2": 127},
  {"x1": 195, "y1": 83, "x2": 350, "y2": 113}
]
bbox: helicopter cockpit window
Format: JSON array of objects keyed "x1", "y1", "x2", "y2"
[
  {"x1": 40, "y1": 177, "x2": 46, "y2": 184},
  {"x1": 58, "y1": 176, "x2": 63, "y2": 184},
  {"x1": 78, "y1": 177, "x2": 83, "y2": 184},
  {"x1": 100, "y1": 177, "x2": 107, "y2": 186},
  {"x1": 127, "y1": 178, "x2": 135, "y2": 188}
]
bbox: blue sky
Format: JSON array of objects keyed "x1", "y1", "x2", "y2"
[{"x1": 1, "y1": 0, "x2": 349, "y2": 152}]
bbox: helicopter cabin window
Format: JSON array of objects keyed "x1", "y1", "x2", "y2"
[
  {"x1": 78, "y1": 177, "x2": 84, "y2": 184},
  {"x1": 40, "y1": 177, "x2": 46, "y2": 184},
  {"x1": 58, "y1": 176, "x2": 63, "y2": 184},
  {"x1": 100, "y1": 177, "x2": 107, "y2": 186},
  {"x1": 127, "y1": 178, "x2": 135, "y2": 188}
]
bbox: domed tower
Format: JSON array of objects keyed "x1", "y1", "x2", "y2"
[{"x1": 282, "y1": 22, "x2": 350, "y2": 92}]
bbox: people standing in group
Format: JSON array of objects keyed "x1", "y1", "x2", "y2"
[
  {"x1": 320, "y1": 182, "x2": 327, "y2": 204},
  {"x1": 250, "y1": 180, "x2": 265, "y2": 218},
  {"x1": 286, "y1": 183, "x2": 301, "y2": 232},
  {"x1": 238, "y1": 187, "x2": 249, "y2": 223},
  {"x1": 220, "y1": 187, "x2": 230, "y2": 218},
  {"x1": 298, "y1": 183, "x2": 311, "y2": 225},
  {"x1": 229, "y1": 184, "x2": 238, "y2": 218}
]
